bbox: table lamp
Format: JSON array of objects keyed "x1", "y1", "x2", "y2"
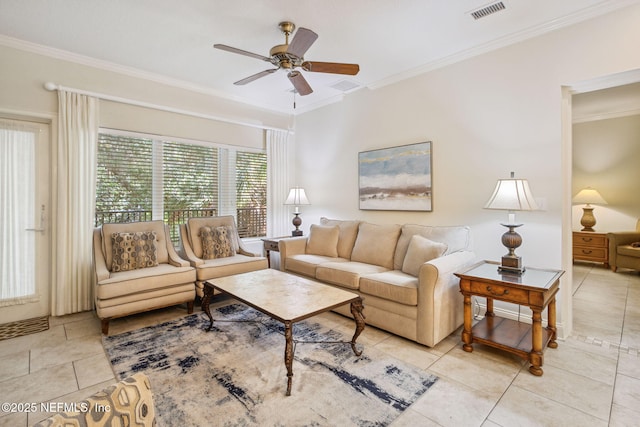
[
  {"x1": 484, "y1": 172, "x2": 539, "y2": 274},
  {"x1": 284, "y1": 187, "x2": 310, "y2": 236},
  {"x1": 572, "y1": 187, "x2": 607, "y2": 232}
]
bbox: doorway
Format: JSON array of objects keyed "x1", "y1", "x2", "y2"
[{"x1": 0, "y1": 117, "x2": 51, "y2": 323}]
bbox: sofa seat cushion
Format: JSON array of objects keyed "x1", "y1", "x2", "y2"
[
  {"x1": 195, "y1": 254, "x2": 268, "y2": 281},
  {"x1": 97, "y1": 264, "x2": 195, "y2": 300},
  {"x1": 316, "y1": 261, "x2": 389, "y2": 290},
  {"x1": 286, "y1": 254, "x2": 348, "y2": 278},
  {"x1": 618, "y1": 245, "x2": 640, "y2": 257},
  {"x1": 97, "y1": 283, "x2": 195, "y2": 308},
  {"x1": 360, "y1": 271, "x2": 419, "y2": 305}
]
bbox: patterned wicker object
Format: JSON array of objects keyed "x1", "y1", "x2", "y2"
[
  {"x1": 111, "y1": 231, "x2": 158, "y2": 272},
  {"x1": 32, "y1": 373, "x2": 156, "y2": 427},
  {"x1": 0, "y1": 316, "x2": 49, "y2": 341}
]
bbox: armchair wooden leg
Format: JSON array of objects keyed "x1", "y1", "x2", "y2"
[
  {"x1": 101, "y1": 318, "x2": 110, "y2": 335},
  {"x1": 187, "y1": 300, "x2": 194, "y2": 314}
]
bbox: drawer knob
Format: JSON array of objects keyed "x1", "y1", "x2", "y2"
[
  {"x1": 582, "y1": 250, "x2": 592, "y2": 254},
  {"x1": 582, "y1": 237, "x2": 592, "y2": 242},
  {"x1": 486, "y1": 286, "x2": 509, "y2": 296}
]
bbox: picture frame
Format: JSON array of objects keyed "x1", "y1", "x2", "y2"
[{"x1": 358, "y1": 141, "x2": 432, "y2": 211}]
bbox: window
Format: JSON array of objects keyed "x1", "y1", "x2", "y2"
[{"x1": 95, "y1": 132, "x2": 267, "y2": 244}]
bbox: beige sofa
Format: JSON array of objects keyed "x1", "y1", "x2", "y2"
[
  {"x1": 93, "y1": 220, "x2": 196, "y2": 334},
  {"x1": 279, "y1": 218, "x2": 476, "y2": 347},
  {"x1": 608, "y1": 219, "x2": 640, "y2": 272},
  {"x1": 179, "y1": 216, "x2": 268, "y2": 298}
]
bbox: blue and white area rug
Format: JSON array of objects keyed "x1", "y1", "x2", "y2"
[{"x1": 103, "y1": 304, "x2": 438, "y2": 426}]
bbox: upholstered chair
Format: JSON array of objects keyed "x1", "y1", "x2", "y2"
[
  {"x1": 93, "y1": 220, "x2": 196, "y2": 334},
  {"x1": 179, "y1": 215, "x2": 268, "y2": 298},
  {"x1": 607, "y1": 219, "x2": 640, "y2": 272}
]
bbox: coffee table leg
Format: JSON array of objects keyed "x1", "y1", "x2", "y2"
[
  {"x1": 350, "y1": 298, "x2": 365, "y2": 356},
  {"x1": 202, "y1": 284, "x2": 214, "y2": 331},
  {"x1": 284, "y1": 321, "x2": 294, "y2": 396}
]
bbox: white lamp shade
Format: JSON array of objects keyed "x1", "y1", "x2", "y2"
[
  {"x1": 484, "y1": 177, "x2": 538, "y2": 211},
  {"x1": 572, "y1": 187, "x2": 607, "y2": 205},
  {"x1": 284, "y1": 187, "x2": 310, "y2": 206}
]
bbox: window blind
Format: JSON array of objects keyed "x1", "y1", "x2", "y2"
[{"x1": 95, "y1": 132, "x2": 267, "y2": 242}]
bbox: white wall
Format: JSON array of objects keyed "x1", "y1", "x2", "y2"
[
  {"x1": 572, "y1": 114, "x2": 640, "y2": 232},
  {"x1": 293, "y1": 4, "x2": 640, "y2": 332},
  {"x1": 0, "y1": 43, "x2": 290, "y2": 146}
]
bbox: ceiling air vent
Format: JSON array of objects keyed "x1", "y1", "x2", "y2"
[
  {"x1": 470, "y1": 1, "x2": 506, "y2": 20},
  {"x1": 330, "y1": 80, "x2": 361, "y2": 92}
]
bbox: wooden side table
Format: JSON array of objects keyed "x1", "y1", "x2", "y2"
[
  {"x1": 261, "y1": 236, "x2": 290, "y2": 268},
  {"x1": 455, "y1": 260, "x2": 564, "y2": 376},
  {"x1": 573, "y1": 231, "x2": 609, "y2": 267}
]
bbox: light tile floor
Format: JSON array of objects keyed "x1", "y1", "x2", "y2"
[{"x1": 0, "y1": 264, "x2": 638, "y2": 426}]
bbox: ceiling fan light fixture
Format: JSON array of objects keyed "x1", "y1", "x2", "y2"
[{"x1": 214, "y1": 21, "x2": 360, "y2": 96}]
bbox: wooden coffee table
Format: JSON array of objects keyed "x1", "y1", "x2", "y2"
[{"x1": 202, "y1": 269, "x2": 365, "y2": 396}]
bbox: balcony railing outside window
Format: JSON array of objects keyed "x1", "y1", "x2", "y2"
[{"x1": 95, "y1": 207, "x2": 266, "y2": 244}]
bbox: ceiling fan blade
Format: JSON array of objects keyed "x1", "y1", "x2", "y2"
[
  {"x1": 234, "y1": 69, "x2": 278, "y2": 85},
  {"x1": 214, "y1": 44, "x2": 271, "y2": 62},
  {"x1": 302, "y1": 61, "x2": 360, "y2": 75},
  {"x1": 287, "y1": 27, "x2": 318, "y2": 58},
  {"x1": 287, "y1": 71, "x2": 313, "y2": 96}
]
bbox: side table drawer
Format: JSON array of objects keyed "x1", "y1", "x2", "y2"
[
  {"x1": 470, "y1": 282, "x2": 529, "y2": 305},
  {"x1": 264, "y1": 240, "x2": 280, "y2": 251},
  {"x1": 573, "y1": 246, "x2": 607, "y2": 259},
  {"x1": 574, "y1": 234, "x2": 607, "y2": 247}
]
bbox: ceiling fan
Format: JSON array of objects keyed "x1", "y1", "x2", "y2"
[{"x1": 214, "y1": 21, "x2": 359, "y2": 96}]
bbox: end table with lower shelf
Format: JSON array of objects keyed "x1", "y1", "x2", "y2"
[
  {"x1": 455, "y1": 260, "x2": 564, "y2": 376},
  {"x1": 261, "y1": 236, "x2": 292, "y2": 268}
]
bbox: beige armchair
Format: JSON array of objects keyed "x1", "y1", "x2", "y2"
[
  {"x1": 179, "y1": 215, "x2": 268, "y2": 298},
  {"x1": 93, "y1": 220, "x2": 196, "y2": 334},
  {"x1": 608, "y1": 219, "x2": 640, "y2": 272}
]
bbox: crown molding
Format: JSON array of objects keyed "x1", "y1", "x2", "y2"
[
  {"x1": 0, "y1": 34, "x2": 294, "y2": 116},
  {"x1": 368, "y1": 0, "x2": 640, "y2": 91}
]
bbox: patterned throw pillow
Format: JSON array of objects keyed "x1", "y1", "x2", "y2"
[
  {"x1": 200, "y1": 226, "x2": 235, "y2": 260},
  {"x1": 111, "y1": 231, "x2": 158, "y2": 272}
]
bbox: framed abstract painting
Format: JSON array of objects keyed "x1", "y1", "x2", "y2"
[{"x1": 358, "y1": 141, "x2": 432, "y2": 211}]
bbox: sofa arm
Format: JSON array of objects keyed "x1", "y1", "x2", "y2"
[
  {"x1": 164, "y1": 225, "x2": 191, "y2": 267},
  {"x1": 278, "y1": 237, "x2": 308, "y2": 271},
  {"x1": 178, "y1": 224, "x2": 204, "y2": 267},
  {"x1": 415, "y1": 250, "x2": 477, "y2": 347},
  {"x1": 608, "y1": 231, "x2": 640, "y2": 247},
  {"x1": 93, "y1": 229, "x2": 110, "y2": 282}
]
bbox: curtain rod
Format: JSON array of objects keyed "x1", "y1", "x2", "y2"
[{"x1": 43, "y1": 82, "x2": 291, "y2": 133}]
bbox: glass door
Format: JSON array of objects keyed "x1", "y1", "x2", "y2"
[{"x1": 0, "y1": 118, "x2": 51, "y2": 323}]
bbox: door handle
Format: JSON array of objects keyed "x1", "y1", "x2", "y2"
[{"x1": 25, "y1": 204, "x2": 46, "y2": 234}]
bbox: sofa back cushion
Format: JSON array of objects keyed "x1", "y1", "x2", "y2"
[
  {"x1": 401, "y1": 235, "x2": 448, "y2": 276},
  {"x1": 306, "y1": 224, "x2": 340, "y2": 257},
  {"x1": 102, "y1": 220, "x2": 169, "y2": 270},
  {"x1": 351, "y1": 222, "x2": 401, "y2": 269},
  {"x1": 186, "y1": 216, "x2": 239, "y2": 258},
  {"x1": 393, "y1": 224, "x2": 471, "y2": 270},
  {"x1": 320, "y1": 217, "x2": 361, "y2": 259}
]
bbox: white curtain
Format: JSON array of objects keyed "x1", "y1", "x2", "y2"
[
  {"x1": 0, "y1": 120, "x2": 38, "y2": 305},
  {"x1": 51, "y1": 91, "x2": 99, "y2": 316},
  {"x1": 266, "y1": 129, "x2": 293, "y2": 237}
]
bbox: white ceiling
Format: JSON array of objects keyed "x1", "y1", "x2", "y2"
[{"x1": 1, "y1": 0, "x2": 638, "y2": 114}]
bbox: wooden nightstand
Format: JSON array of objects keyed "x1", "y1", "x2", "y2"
[
  {"x1": 573, "y1": 231, "x2": 609, "y2": 268},
  {"x1": 455, "y1": 261, "x2": 564, "y2": 376}
]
